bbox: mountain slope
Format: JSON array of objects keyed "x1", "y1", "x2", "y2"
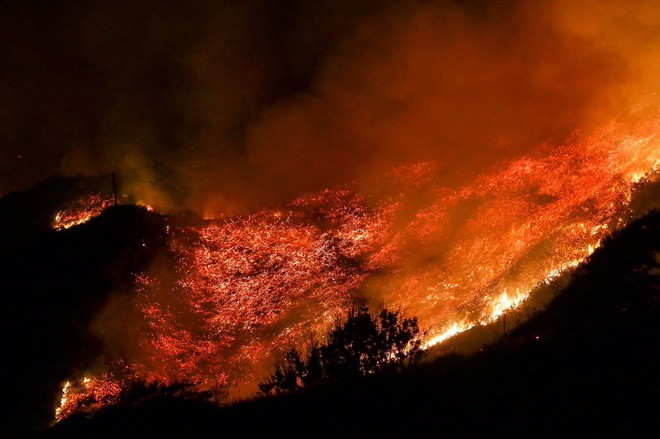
[
  {"x1": 45, "y1": 209, "x2": 660, "y2": 437},
  {"x1": 2, "y1": 203, "x2": 167, "y2": 435}
]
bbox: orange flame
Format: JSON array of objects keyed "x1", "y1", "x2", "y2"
[
  {"x1": 55, "y1": 115, "x2": 660, "y2": 419},
  {"x1": 52, "y1": 195, "x2": 114, "y2": 230}
]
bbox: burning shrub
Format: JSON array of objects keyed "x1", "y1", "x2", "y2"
[{"x1": 259, "y1": 305, "x2": 425, "y2": 395}]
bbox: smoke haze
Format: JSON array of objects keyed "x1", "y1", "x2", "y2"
[
  {"x1": 5, "y1": 0, "x2": 659, "y2": 412},
  {"x1": 1, "y1": 0, "x2": 659, "y2": 213}
]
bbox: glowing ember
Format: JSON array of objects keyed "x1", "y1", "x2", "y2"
[
  {"x1": 52, "y1": 194, "x2": 114, "y2": 230},
  {"x1": 424, "y1": 321, "x2": 473, "y2": 347},
  {"x1": 55, "y1": 115, "x2": 660, "y2": 419},
  {"x1": 54, "y1": 375, "x2": 122, "y2": 422},
  {"x1": 54, "y1": 381, "x2": 71, "y2": 421}
]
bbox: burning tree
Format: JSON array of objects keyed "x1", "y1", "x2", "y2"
[{"x1": 259, "y1": 305, "x2": 425, "y2": 395}]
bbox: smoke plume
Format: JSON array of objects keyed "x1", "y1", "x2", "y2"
[{"x1": 1, "y1": 0, "x2": 658, "y2": 212}]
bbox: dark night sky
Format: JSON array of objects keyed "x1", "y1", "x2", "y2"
[
  {"x1": 1, "y1": 0, "x2": 658, "y2": 213},
  {"x1": 1, "y1": 0, "x2": 386, "y2": 196}
]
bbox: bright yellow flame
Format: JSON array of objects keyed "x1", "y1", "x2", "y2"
[
  {"x1": 54, "y1": 381, "x2": 71, "y2": 422},
  {"x1": 136, "y1": 201, "x2": 155, "y2": 211},
  {"x1": 424, "y1": 321, "x2": 473, "y2": 348},
  {"x1": 484, "y1": 289, "x2": 528, "y2": 323}
]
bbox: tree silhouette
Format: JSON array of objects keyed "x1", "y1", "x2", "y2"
[{"x1": 259, "y1": 305, "x2": 424, "y2": 395}]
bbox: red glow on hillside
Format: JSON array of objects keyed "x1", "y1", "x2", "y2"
[{"x1": 55, "y1": 116, "x2": 659, "y2": 420}]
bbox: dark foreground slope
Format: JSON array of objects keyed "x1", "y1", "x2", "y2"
[
  {"x1": 46, "y1": 209, "x2": 660, "y2": 437},
  {"x1": 1, "y1": 180, "x2": 168, "y2": 436}
]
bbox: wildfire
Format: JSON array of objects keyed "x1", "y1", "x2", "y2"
[
  {"x1": 52, "y1": 194, "x2": 114, "y2": 230},
  {"x1": 485, "y1": 289, "x2": 528, "y2": 323},
  {"x1": 54, "y1": 115, "x2": 660, "y2": 419},
  {"x1": 54, "y1": 375, "x2": 122, "y2": 422},
  {"x1": 424, "y1": 321, "x2": 473, "y2": 347}
]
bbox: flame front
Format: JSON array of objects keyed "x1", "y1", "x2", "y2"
[
  {"x1": 55, "y1": 375, "x2": 122, "y2": 422},
  {"x1": 53, "y1": 194, "x2": 114, "y2": 230},
  {"x1": 55, "y1": 115, "x2": 660, "y2": 418}
]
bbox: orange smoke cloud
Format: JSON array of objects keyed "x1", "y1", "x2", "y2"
[
  {"x1": 3, "y1": 1, "x2": 658, "y2": 214},
  {"x1": 49, "y1": 2, "x2": 660, "y2": 415},
  {"x1": 224, "y1": 0, "x2": 657, "y2": 212}
]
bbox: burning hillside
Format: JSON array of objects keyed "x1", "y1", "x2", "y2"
[
  {"x1": 5, "y1": 2, "x2": 660, "y2": 436},
  {"x1": 53, "y1": 195, "x2": 115, "y2": 230},
  {"x1": 54, "y1": 114, "x2": 659, "y2": 420}
]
